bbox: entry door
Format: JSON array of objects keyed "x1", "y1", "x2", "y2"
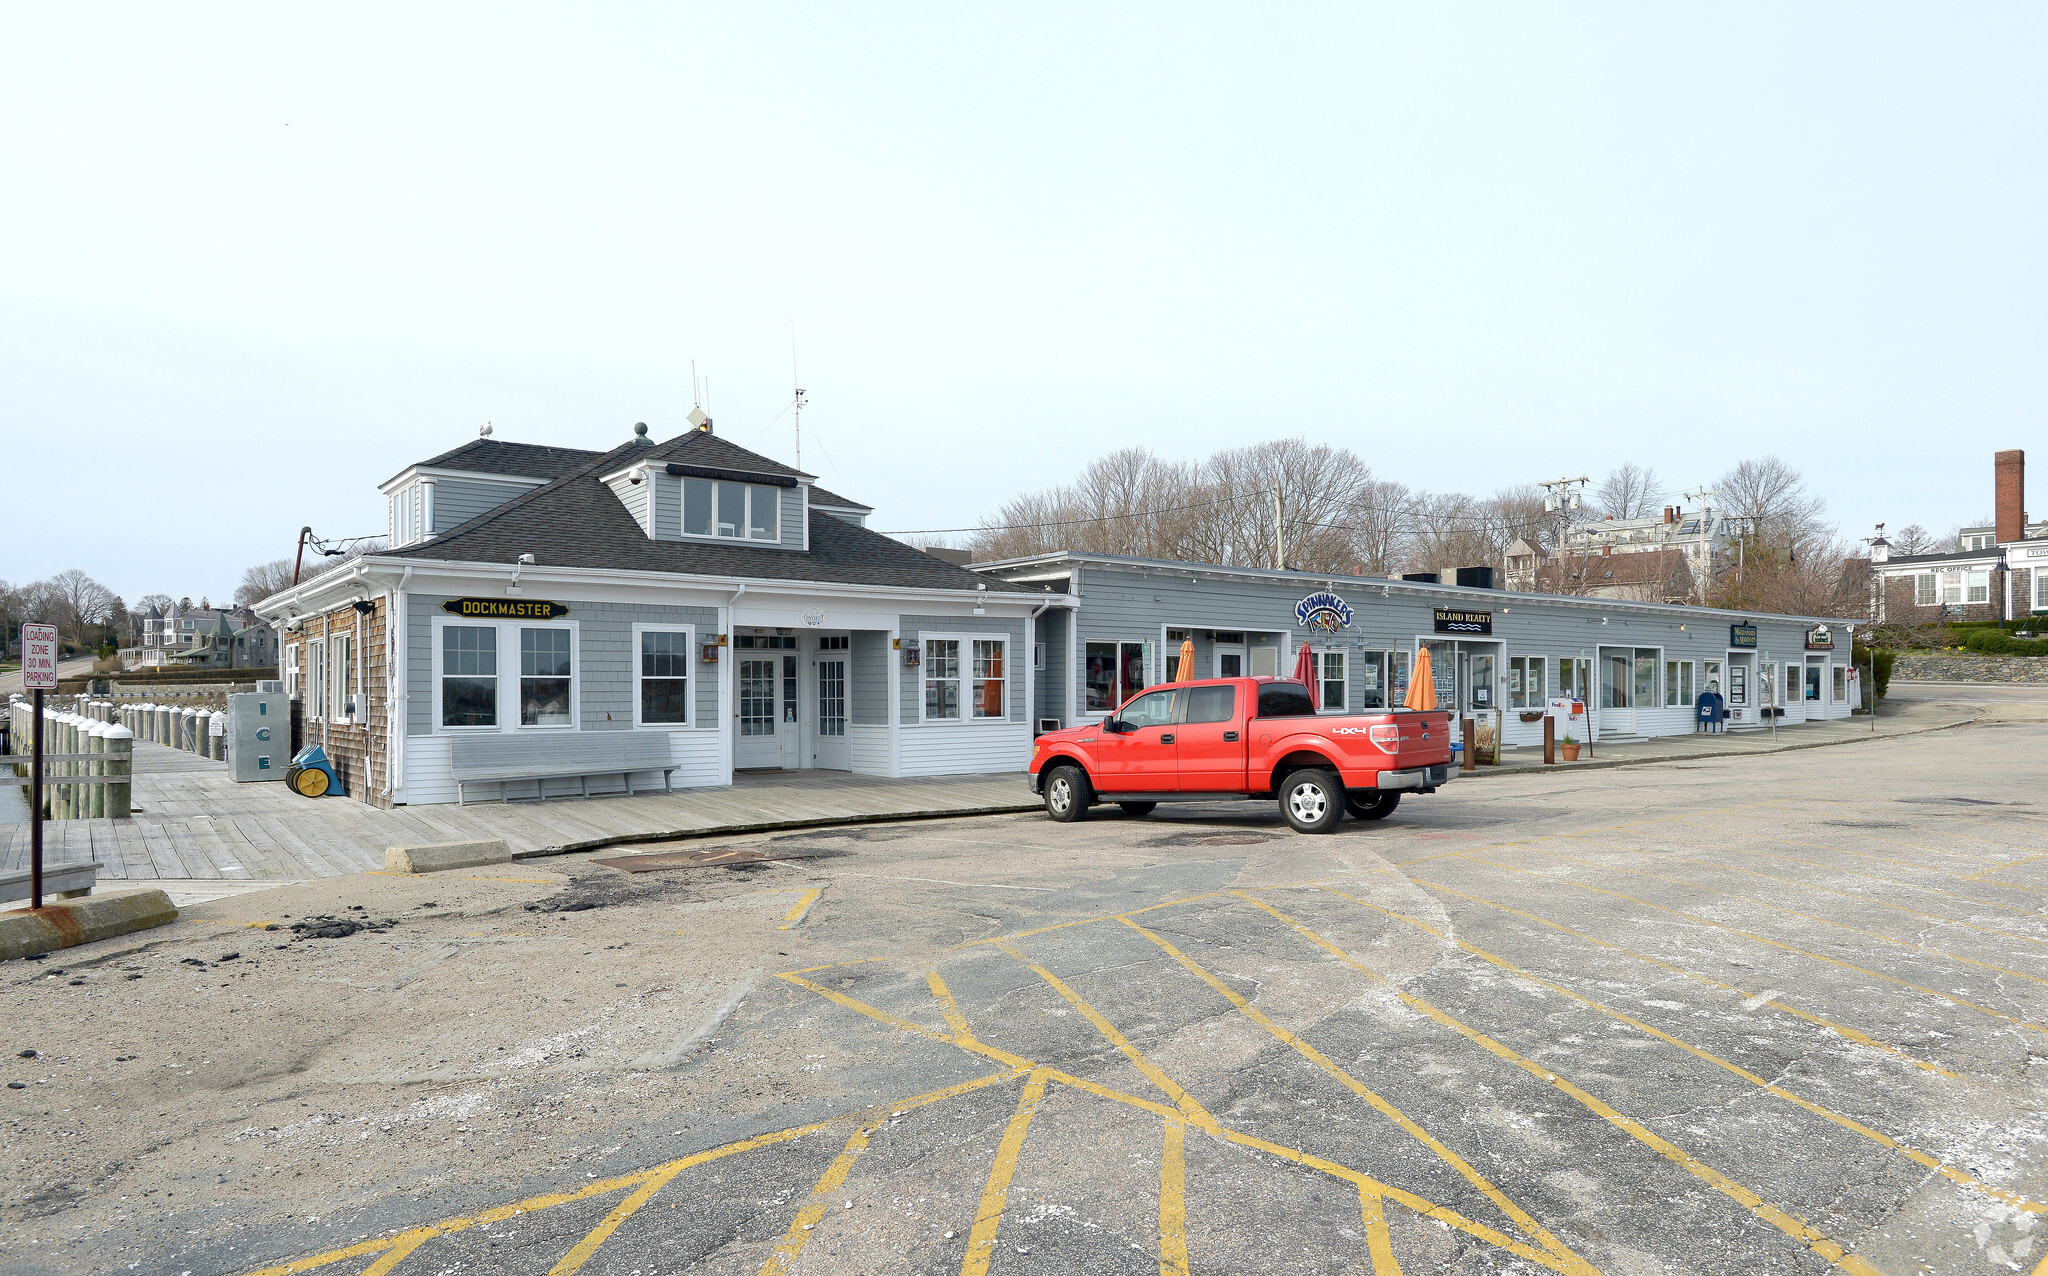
[
  {"x1": 812, "y1": 649, "x2": 851, "y2": 770},
  {"x1": 1214, "y1": 645, "x2": 1246, "y2": 678},
  {"x1": 1093, "y1": 687, "x2": 1180, "y2": 793},
  {"x1": 736, "y1": 657, "x2": 781, "y2": 769},
  {"x1": 1599, "y1": 647, "x2": 1634, "y2": 737}
]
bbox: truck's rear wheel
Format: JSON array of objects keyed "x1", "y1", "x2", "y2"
[
  {"x1": 1044, "y1": 766, "x2": 1092, "y2": 823},
  {"x1": 1347, "y1": 792, "x2": 1400, "y2": 821},
  {"x1": 1279, "y1": 769, "x2": 1344, "y2": 834},
  {"x1": 1116, "y1": 801, "x2": 1157, "y2": 817}
]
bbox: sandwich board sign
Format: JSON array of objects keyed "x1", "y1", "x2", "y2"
[{"x1": 23, "y1": 623, "x2": 59, "y2": 690}]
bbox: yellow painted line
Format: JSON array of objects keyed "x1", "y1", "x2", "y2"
[
  {"x1": 1463, "y1": 853, "x2": 2048, "y2": 1039},
  {"x1": 1360, "y1": 1188, "x2": 1402, "y2": 1276},
  {"x1": 779, "y1": 887, "x2": 823, "y2": 930},
  {"x1": 242, "y1": 1071, "x2": 1014, "y2": 1276},
  {"x1": 1303, "y1": 886, "x2": 2043, "y2": 1215},
  {"x1": 926, "y1": 968, "x2": 976, "y2": 1039},
  {"x1": 778, "y1": 972, "x2": 1033, "y2": 1072},
  {"x1": 1966, "y1": 851, "x2": 2048, "y2": 881},
  {"x1": 953, "y1": 892, "x2": 1228, "y2": 948},
  {"x1": 1158, "y1": 1118, "x2": 1190, "y2": 1276},
  {"x1": 960, "y1": 1068, "x2": 1051, "y2": 1276},
  {"x1": 754, "y1": 1122, "x2": 875, "y2": 1276},
  {"x1": 358, "y1": 1232, "x2": 433, "y2": 1276},
  {"x1": 1408, "y1": 876, "x2": 1956, "y2": 1077},
  {"x1": 1389, "y1": 799, "x2": 1794, "y2": 867},
  {"x1": 1118, "y1": 917, "x2": 1597, "y2": 1276},
  {"x1": 1566, "y1": 830, "x2": 2048, "y2": 951},
  {"x1": 1531, "y1": 840, "x2": 2048, "y2": 989},
  {"x1": 1240, "y1": 891, "x2": 1890, "y2": 1273},
  {"x1": 993, "y1": 940, "x2": 1217, "y2": 1127},
  {"x1": 1683, "y1": 839, "x2": 2048, "y2": 920},
  {"x1": 186, "y1": 918, "x2": 280, "y2": 929}
]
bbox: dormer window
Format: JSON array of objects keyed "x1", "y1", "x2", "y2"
[{"x1": 682, "y1": 478, "x2": 781, "y2": 541}]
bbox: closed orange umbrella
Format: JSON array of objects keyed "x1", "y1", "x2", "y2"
[
  {"x1": 1292, "y1": 641, "x2": 1319, "y2": 710},
  {"x1": 1175, "y1": 637, "x2": 1195, "y2": 682},
  {"x1": 1404, "y1": 646, "x2": 1437, "y2": 711}
]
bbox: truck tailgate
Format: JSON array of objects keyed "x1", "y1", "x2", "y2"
[{"x1": 1393, "y1": 712, "x2": 1452, "y2": 767}]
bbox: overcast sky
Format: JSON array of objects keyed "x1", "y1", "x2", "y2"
[{"x1": 5, "y1": 4, "x2": 2044, "y2": 603}]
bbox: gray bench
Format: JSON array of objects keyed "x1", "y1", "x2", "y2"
[
  {"x1": 1, "y1": 861, "x2": 101, "y2": 904},
  {"x1": 449, "y1": 734, "x2": 678, "y2": 804}
]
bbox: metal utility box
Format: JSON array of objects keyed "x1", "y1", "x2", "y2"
[{"x1": 226, "y1": 692, "x2": 290, "y2": 782}]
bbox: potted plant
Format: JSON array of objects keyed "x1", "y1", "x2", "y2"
[{"x1": 1559, "y1": 733, "x2": 1581, "y2": 762}]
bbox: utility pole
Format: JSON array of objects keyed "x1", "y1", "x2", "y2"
[{"x1": 1538, "y1": 477, "x2": 1589, "y2": 593}]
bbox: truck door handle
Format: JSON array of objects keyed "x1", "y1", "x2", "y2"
[
  {"x1": 1223, "y1": 731, "x2": 1239, "y2": 742},
  {"x1": 1160, "y1": 734, "x2": 1174, "y2": 744}
]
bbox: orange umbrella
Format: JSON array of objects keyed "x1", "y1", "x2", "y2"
[
  {"x1": 1404, "y1": 646, "x2": 1437, "y2": 711},
  {"x1": 1175, "y1": 638, "x2": 1195, "y2": 682}
]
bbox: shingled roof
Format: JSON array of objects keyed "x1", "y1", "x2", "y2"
[
  {"x1": 388, "y1": 438, "x2": 605, "y2": 486},
  {"x1": 382, "y1": 431, "x2": 1029, "y2": 592}
]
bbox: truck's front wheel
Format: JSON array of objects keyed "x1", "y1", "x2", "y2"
[
  {"x1": 1044, "y1": 765, "x2": 1093, "y2": 823},
  {"x1": 1279, "y1": 769, "x2": 1344, "y2": 834}
]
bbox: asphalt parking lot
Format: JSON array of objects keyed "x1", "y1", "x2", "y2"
[{"x1": 6, "y1": 707, "x2": 2048, "y2": 1275}]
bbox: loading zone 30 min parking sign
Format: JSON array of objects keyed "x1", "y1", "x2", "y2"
[{"x1": 22, "y1": 623, "x2": 58, "y2": 690}]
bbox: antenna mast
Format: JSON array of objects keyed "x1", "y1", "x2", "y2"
[{"x1": 790, "y1": 322, "x2": 804, "y2": 471}]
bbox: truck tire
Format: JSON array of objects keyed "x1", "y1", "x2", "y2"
[
  {"x1": 1279, "y1": 768, "x2": 1344, "y2": 834},
  {"x1": 1116, "y1": 801, "x2": 1157, "y2": 817},
  {"x1": 1044, "y1": 765, "x2": 1092, "y2": 823},
  {"x1": 1346, "y1": 792, "x2": 1400, "y2": 821}
]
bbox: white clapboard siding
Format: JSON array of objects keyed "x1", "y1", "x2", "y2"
[
  {"x1": 848, "y1": 725, "x2": 895, "y2": 778},
  {"x1": 402, "y1": 728, "x2": 722, "y2": 805},
  {"x1": 897, "y1": 722, "x2": 1030, "y2": 777}
]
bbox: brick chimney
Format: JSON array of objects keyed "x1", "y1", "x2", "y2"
[{"x1": 1996, "y1": 449, "x2": 2026, "y2": 545}]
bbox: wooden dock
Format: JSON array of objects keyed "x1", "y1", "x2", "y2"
[{"x1": 1, "y1": 741, "x2": 1034, "y2": 888}]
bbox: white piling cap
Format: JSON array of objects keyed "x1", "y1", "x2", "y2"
[{"x1": 104, "y1": 725, "x2": 133, "y2": 740}]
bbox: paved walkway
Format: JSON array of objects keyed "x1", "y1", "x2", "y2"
[{"x1": 0, "y1": 696, "x2": 1996, "y2": 901}]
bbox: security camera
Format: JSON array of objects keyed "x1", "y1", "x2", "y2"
[{"x1": 518, "y1": 553, "x2": 537, "y2": 565}]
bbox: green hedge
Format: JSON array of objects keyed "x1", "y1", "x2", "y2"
[
  {"x1": 1962, "y1": 629, "x2": 2048, "y2": 656},
  {"x1": 1851, "y1": 641, "x2": 1894, "y2": 705}
]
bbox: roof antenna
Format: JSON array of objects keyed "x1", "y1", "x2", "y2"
[
  {"x1": 479, "y1": 420, "x2": 493, "y2": 438},
  {"x1": 790, "y1": 321, "x2": 804, "y2": 471},
  {"x1": 691, "y1": 359, "x2": 700, "y2": 411}
]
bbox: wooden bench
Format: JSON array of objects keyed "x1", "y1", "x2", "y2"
[
  {"x1": 1, "y1": 861, "x2": 101, "y2": 904},
  {"x1": 449, "y1": 734, "x2": 678, "y2": 804}
]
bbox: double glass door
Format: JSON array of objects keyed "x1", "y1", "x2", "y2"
[
  {"x1": 735, "y1": 632, "x2": 854, "y2": 771},
  {"x1": 736, "y1": 649, "x2": 797, "y2": 769}
]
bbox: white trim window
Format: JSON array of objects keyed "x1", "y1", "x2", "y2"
[
  {"x1": 1664, "y1": 660, "x2": 1694, "y2": 707},
  {"x1": 330, "y1": 634, "x2": 356, "y2": 720},
  {"x1": 1941, "y1": 571, "x2": 1963, "y2": 606},
  {"x1": 634, "y1": 624, "x2": 694, "y2": 727},
  {"x1": 1966, "y1": 569, "x2": 1990, "y2": 605},
  {"x1": 284, "y1": 644, "x2": 301, "y2": 699},
  {"x1": 972, "y1": 638, "x2": 1007, "y2": 719},
  {"x1": 680, "y1": 478, "x2": 782, "y2": 542},
  {"x1": 440, "y1": 624, "x2": 498, "y2": 728},
  {"x1": 2036, "y1": 571, "x2": 2048, "y2": 611},
  {"x1": 1311, "y1": 649, "x2": 1346, "y2": 712},
  {"x1": 1509, "y1": 655, "x2": 1546, "y2": 708},
  {"x1": 1914, "y1": 573, "x2": 1937, "y2": 606},
  {"x1": 518, "y1": 628, "x2": 574, "y2": 726},
  {"x1": 1084, "y1": 640, "x2": 1148, "y2": 714},
  {"x1": 924, "y1": 638, "x2": 961, "y2": 720},
  {"x1": 307, "y1": 639, "x2": 328, "y2": 722}
]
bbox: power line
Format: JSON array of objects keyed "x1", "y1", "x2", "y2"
[{"x1": 882, "y1": 487, "x2": 1553, "y2": 539}]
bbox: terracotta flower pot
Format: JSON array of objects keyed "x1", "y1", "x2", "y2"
[{"x1": 1560, "y1": 743, "x2": 1581, "y2": 761}]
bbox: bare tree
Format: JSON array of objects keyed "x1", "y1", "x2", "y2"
[
  {"x1": 1594, "y1": 464, "x2": 1666, "y2": 520},
  {"x1": 1887, "y1": 525, "x2": 1936, "y2": 556},
  {"x1": 1717, "y1": 456, "x2": 1830, "y2": 557},
  {"x1": 235, "y1": 559, "x2": 298, "y2": 607},
  {"x1": 1349, "y1": 479, "x2": 1416, "y2": 578},
  {"x1": 134, "y1": 592, "x2": 175, "y2": 615},
  {"x1": 46, "y1": 569, "x2": 116, "y2": 644}
]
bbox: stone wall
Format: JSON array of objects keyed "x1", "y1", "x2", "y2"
[{"x1": 1892, "y1": 654, "x2": 2048, "y2": 685}]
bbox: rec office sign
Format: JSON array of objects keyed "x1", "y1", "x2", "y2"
[{"x1": 1295, "y1": 591, "x2": 1354, "y2": 631}]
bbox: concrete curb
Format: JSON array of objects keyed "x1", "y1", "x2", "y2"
[
  {"x1": 387, "y1": 839, "x2": 513, "y2": 874},
  {"x1": 519, "y1": 803, "x2": 1044, "y2": 861},
  {"x1": 1, "y1": 888, "x2": 180, "y2": 960}
]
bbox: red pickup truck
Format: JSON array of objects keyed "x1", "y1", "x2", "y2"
[{"x1": 1028, "y1": 676, "x2": 1454, "y2": 833}]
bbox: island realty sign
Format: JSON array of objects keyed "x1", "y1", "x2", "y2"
[{"x1": 1295, "y1": 591, "x2": 1354, "y2": 631}]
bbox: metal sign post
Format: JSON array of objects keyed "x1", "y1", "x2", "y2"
[{"x1": 22, "y1": 623, "x2": 59, "y2": 909}]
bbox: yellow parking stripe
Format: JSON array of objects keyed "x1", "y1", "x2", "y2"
[
  {"x1": 993, "y1": 940, "x2": 1216, "y2": 1127},
  {"x1": 1238, "y1": 892, "x2": 1891, "y2": 1273},
  {"x1": 1303, "y1": 886, "x2": 2042, "y2": 1215},
  {"x1": 961, "y1": 1069, "x2": 1051, "y2": 1276},
  {"x1": 754, "y1": 1125, "x2": 876, "y2": 1276},
  {"x1": 779, "y1": 887, "x2": 823, "y2": 930},
  {"x1": 1359, "y1": 1188, "x2": 1402, "y2": 1276},
  {"x1": 1159, "y1": 1119, "x2": 1190, "y2": 1276},
  {"x1": 1118, "y1": 917, "x2": 1598, "y2": 1276},
  {"x1": 1409, "y1": 876, "x2": 1955, "y2": 1077}
]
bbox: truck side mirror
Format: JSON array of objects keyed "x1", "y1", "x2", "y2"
[{"x1": 1103, "y1": 718, "x2": 1128, "y2": 734}]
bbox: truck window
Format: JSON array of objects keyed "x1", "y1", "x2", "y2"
[
  {"x1": 1119, "y1": 689, "x2": 1178, "y2": 729},
  {"x1": 1256, "y1": 682, "x2": 1315, "y2": 718},
  {"x1": 1185, "y1": 685, "x2": 1235, "y2": 724}
]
